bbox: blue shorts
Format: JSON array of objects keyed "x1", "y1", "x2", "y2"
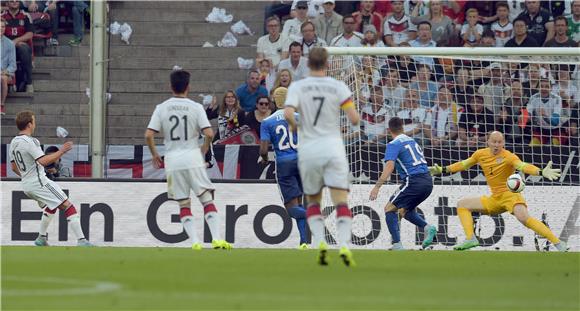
[
  {"x1": 389, "y1": 172, "x2": 433, "y2": 210},
  {"x1": 276, "y1": 158, "x2": 303, "y2": 204}
]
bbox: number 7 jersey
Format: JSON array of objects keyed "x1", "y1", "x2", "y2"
[
  {"x1": 285, "y1": 76, "x2": 353, "y2": 151},
  {"x1": 147, "y1": 97, "x2": 211, "y2": 171}
]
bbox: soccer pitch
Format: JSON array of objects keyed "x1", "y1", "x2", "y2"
[{"x1": 1, "y1": 247, "x2": 578, "y2": 311}]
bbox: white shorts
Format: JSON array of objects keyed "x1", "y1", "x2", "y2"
[
  {"x1": 167, "y1": 167, "x2": 214, "y2": 200},
  {"x1": 298, "y1": 152, "x2": 350, "y2": 195},
  {"x1": 23, "y1": 179, "x2": 68, "y2": 210}
]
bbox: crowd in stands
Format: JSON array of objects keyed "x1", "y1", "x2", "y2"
[
  {"x1": 210, "y1": 0, "x2": 578, "y2": 147},
  {"x1": 0, "y1": 0, "x2": 89, "y2": 114}
]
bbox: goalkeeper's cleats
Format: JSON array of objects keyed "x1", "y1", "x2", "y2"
[
  {"x1": 34, "y1": 235, "x2": 49, "y2": 247},
  {"x1": 77, "y1": 239, "x2": 95, "y2": 247},
  {"x1": 317, "y1": 242, "x2": 329, "y2": 266},
  {"x1": 339, "y1": 247, "x2": 356, "y2": 267},
  {"x1": 298, "y1": 243, "x2": 309, "y2": 250},
  {"x1": 428, "y1": 164, "x2": 443, "y2": 176},
  {"x1": 389, "y1": 242, "x2": 405, "y2": 251},
  {"x1": 212, "y1": 240, "x2": 233, "y2": 250},
  {"x1": 554, "y1": 241, "x2": 569, "y2": 252},
  {"x1": 422, "y1": 225, "x2": 437, "y2": 249},
  {"x1": 541, "y1": 161, "x2": 561, "y2": 181},
  {"x1": 191, "y1": 243, "x2": 203, "y2": 251},
  {"x1": 453, "y1": 237, "x2": 479, "y2": 251}
]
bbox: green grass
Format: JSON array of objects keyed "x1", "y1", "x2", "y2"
[{"x1": 1, "y1": 246, "x2": 579, "y2": 311}]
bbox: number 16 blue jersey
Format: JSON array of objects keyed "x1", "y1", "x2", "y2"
[
  {"x1": 384, "y1": 134, "x2": 429, "y2": 180},
  {"x1": 260, "y1": 110, "x2": 298, "y2": 162}
]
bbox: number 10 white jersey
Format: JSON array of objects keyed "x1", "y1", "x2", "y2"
[
  {"x1": 147, "y1": 97, "x2": 211, "y2": 171},
  {"x1": 285, "y1": 76, "x2": 352, "y2": 151}
]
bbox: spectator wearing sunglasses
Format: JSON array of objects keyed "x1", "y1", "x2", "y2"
[{"x1": 244, "y1": 95, "x2": 274, "y2": 140}]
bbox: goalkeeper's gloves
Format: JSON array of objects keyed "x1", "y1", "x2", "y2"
[
  {"x1": 428, "y1": 164, "x2": 443, "y2": 176},
  {"x1": 541, "y1": 161, "x2": 561, "y2": 181}
]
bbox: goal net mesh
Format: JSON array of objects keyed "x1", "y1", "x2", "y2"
[{"x1": 320, "y1": 52, "x2": 579, "y2": 251}]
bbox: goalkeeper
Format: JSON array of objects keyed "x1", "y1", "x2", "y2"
[{"x1": 429, "y1": 131, "x2": 568, "y2": 252}]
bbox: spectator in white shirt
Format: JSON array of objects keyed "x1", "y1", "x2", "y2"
[
  {"x1": 383, "y1": 0, "x2": 417, "y2": 47},
  {"x1": 284, "y1": 1, "x2": 310, "y2": 43},
  {"x1": 295, "y1": 21, "x2": 327, "y2": 57},
  {"x1": 381, "y1": 67, "x2": 407, "y2": 111},
  {"x1": 330, "y1": 14, "x2": 364, "y2": 47},
  {"x1": 257, "y1": 16, "x2": 290, "y2": 67},
  {"x1": 397, "y1": 89, "x2": 432, "y2": 145},
  {"x1": 278, "y1": 42, "x2": 310, "y2": 81}
]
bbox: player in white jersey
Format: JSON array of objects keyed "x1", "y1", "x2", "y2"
[
  {"x1": 145, "y1": 70, "x2": 232, "y2": 250},
  {"x1": 9, "y1": 111, "x2": 93, "y2": 247},
  {"x1": 284, "y1": 47, "x2": 360, "y2": 267}
]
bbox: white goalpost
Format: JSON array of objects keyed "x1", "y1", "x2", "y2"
[{"x1": 321, "y1": 47, "x2": 580, "y2": 252}]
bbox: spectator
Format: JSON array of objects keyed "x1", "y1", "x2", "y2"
[
  {"x1": 461, "y1": 8, "x2": 483, "y2": 47},
  {"x1": 411, "y1": 0, "x2": 455, "y2": 47},
  {"x1": 409, "y1": 21, "x2": 436, "y2": 69},
  {"x1": 409, "y1": 65, "x2": 439, "y2": 108},
  {"x1": 502, "y1": 80, "x2": 533, "y2": 144},
  {"x1": 507, "y1": 0, "x2": 527, "y2": 22},
  {"x1": 290, "y1": 0, "x2": 323, "y2": 19},
  {"x1": 517, "y1": 0, "x2": 554, "y2": 46},
  {"x1": 244, "y1": 95, "x2": 274, "y2": 140},
  {"x1": 44, "y1": 146, "x2": 72, "y2": 180},
  {"x1": 236, "y1": 70, "x2": 269, "y2": 113},
  {"x1": 522, "y1": 63, "x2": 541, "y2": 98},
  {"x1": 361, "y1": 24, "x2": 384, "y2": 47},
  {"x1": 544, "y1": 16, "x2": 579, "y2": 47},
  {"x1": 383, "y1": 0, "x2": 416, "y2": 47},
  {"x1": 258, "y1": 59, "x2": 277, "y2": 93},
  {"x1": 283, "y1": 0, "x2": 309, "y2": 42},
  {"x1": 450, "y1": 67, "x2": 475, "y2": 109},
  {"x1": 257, "y1": 16, "x2": 290, "y2": 67},
  {"x1": 1, "y1": 18, "x2": 16, "y2": 114},
  {"x1": 430, "y1": 86, "x2": 461, "y2": 147},
  {"x1": 2, "y1": 0, "x2": 33, "y2": 93},
  {"x1": 527, "y1": 78, "x2": 564, "y2": 145},
  {"x1": 263, "y1": 1, "x2": 292, "y2": 34},
  {"x1": 479, "y1": 29, "x2": 496, "y2": 47},
  {"x1": 443, "y1": 0, "x2": 467, "y2": 29},
  {"x1": 278, "y1": 42, "x2": 310, "y2": 81},
  {"x1": 388, "y1": 42, "x2": 417, "y2": 86},
  {"x1": 25, "y1": 0, "x2": 59, "y2": 45},
  {"x1": 491, "y1": 2, "x2": 514, "y2": 47},
  {"x1": 381, "y1": 67, "x2": 407, "y2": 111},
  {"x1": 505, "y1": 17, "x2": 540, "y2": 47},
  {"x1": 567, "y1": 0, "x2": 580, "y2": 42},
  {"x1": 296, "y1": 21, "x2": 327, "y2": 57},
  {"x1": 360, "y1": 86, "x2": 391, "y2": 146},
  {"x1": 552, "y1": 65, "x2": 579, "y2": 109},
  {"x1": 330, "y1": 14, "x2": 363, "y2": 47},
  {"x1": 271, "y1": 68, "x2": 293, "y2": 96},
  {"x1": 68, "y1": 0, "x2": 88, "y2": 46},
  {"x1": 312, "y1": 0, "x2": 343, "y2": 44},
  {"x1": 396, "y1": 89, "x2": 432, "y2": 145},
  {"x1": 360, "y1": 55, "x2": 381, "y2": 99},
  {"x1": 478, "y1": 63, "x2": 510, "y2": 115},
  {"x1": 213, "y1": 90, "x2": 246, "y2": 140},
  {"x1": 352, "y1": 0, "x2": 383, "y2": 37},
  {"x1": 456, "y1": 95, "x2": 495, "y2": 147}
]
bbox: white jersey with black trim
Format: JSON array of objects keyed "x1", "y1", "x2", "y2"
[
  {"x1": 285, "y1": 76, "x2": 352, "y2": 151},
  {"x1": 147, "y1": 97, "x2": 211, "y2": 171},
  {"x1": 9, "y1": 135, "x2": 49, "y2": 185}
]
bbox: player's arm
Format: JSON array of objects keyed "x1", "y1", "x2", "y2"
[
  {"x1": 429, "y1": 154, "x2": 478, "y2": 176},
  {"x1": 36, "y1": 142, "x2": 73, "y2": 167},
  {"x1": 10, "y1": 161, "x2": 21, "y2": 177},
  {"x1": 284, "y1": 106, "x2": 297, "y2": 132},
  {"x1": 200, "y1": 127, "x2": 214, "y2": 157},
  {"x1": 369, "y1": 161, "x2": 395, "y2": 201},
  {"x1": 259, "y1": 140, "x2": 270, "y2": 163},
  {"x1": 342, "y1": 98, "x2": 360, "y2": 126},
  {"x1": 513, "y1": 159, "x2": 561, "y2": 181},
  {"x1": 145, "y1": 128, "x2": 163, "y2": 169}
]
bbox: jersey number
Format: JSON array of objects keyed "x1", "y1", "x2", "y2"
[
  {"x1": 404, "y1": 144, "x2": 427, "y2": 166},
  {"x1": 12, "y1": 150, "x2": 26, "y2": 172},
  {"x1": 169, "y1": 115, "x2": 188, "y2": 141},
  {"x1": 275, "y1": 125, "x2": 297, "y2": 151},
  {"x1": 313, "y1": 97, "x2": 325, "y2": 126}
]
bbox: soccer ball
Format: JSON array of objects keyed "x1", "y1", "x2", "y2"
[{"x1": 507, "y1": 174, "x2": 525, "y2": 193}]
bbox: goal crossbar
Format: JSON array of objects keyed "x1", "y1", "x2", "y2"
[{"x1": 325, "y1": 47, "x2": 580, "y2": 57}]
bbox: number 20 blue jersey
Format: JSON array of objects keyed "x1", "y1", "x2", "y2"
[
  {"x1": 260, "y1": 110, "x2": 298, "y2": 162},
  {"x1": 384, "y1": 134, "x2": 429, "y2": 180}
]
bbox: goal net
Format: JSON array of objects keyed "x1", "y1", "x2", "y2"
[{"x1": 322, "y1": 47, "x2": 580, "y2": 252}]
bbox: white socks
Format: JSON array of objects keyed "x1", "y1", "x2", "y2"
[
  {"x1": 336, "y1": 217, "x2": 352, "y2": 248},
  {"x1": 181, "y1": 216, "x2": 200, "y2": 244},
  {"x1": 307, "y1": 215, "x2": 325, "y2": 247}
]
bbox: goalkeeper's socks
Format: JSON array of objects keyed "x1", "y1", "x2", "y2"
[
  {"x1": 403, "y1": 209, "x2": 427, "y2": 228},
  {"x1": 39, "y1": 206, "x2": 57, "y2": 236},
  {"x1": 336, "y1": 204, "x2": 352, "y2": 248},
  {"x1": 180, "y1": 207, "x2": 200, "y2": 244},
  {"x1": 288, "y1": 205, "x2": 307, "y2": 244},
  {"x1": 525, "y1": 217, "x2": 560, "y2": 244},
  {"x1": 64, "y1": 205, "x2": 86, "y2": 240},
  {"x1": 306, "y1": 203, "x2": 325, "y2": 247},
  {"x1": 385, "y1": 211, "x2": 401, "y2": 244},
  {"x1": 203, "y1": 203, "x2": 222, "y2": 240},
  {"x1": 457, "y1": 207, "x2": 474, "y2": 240}
]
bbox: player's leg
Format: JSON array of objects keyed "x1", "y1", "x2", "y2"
[
  {"x1": 277, "y1": 161, "x2": 308, "y2": 247},
  {"x1": 384, "y1": 202, "x2": 403, "y2": 250},
  {"x1": 35, "y1": 204, "x2": 56, "y2": 246},
  {"x1": 57, "y1": 200, "x2": 93, "y2": 246},
  {"x1": 177, "y1": 198, "x2": 201, "y2": 250},
  {"x1": 285, "y1": 197, "x2": 308, "y2": 247},
  {"x1": 298, "y1": 156, "x2": 326, "y2": 249},
  {"x1": 512, "y1": 204, "x2": 568, "y2": 252},
  {"x1": 168, "y1": 170, "x2": 201, "y2": 249},
  {"x1": 454, "y1": 196, "x2": 488, "y2": 250}
]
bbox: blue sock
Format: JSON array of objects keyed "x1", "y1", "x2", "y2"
[
  {"x1": 288, "y1": 205, "x2": 307, "y2": 244},
  {"x1": 404, "y1": 209, "x2": 428, "y2": 229},
  {"x1": 385, "y1": 211, "x2": 400, "y2": 243}
]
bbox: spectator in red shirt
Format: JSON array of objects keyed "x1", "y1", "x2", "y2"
[
  {"x1": 2, "y1": 0, "x2": 33, "y2": 92},
  {"x1": 352, "y1": 0, "x2": 383, "y2": 38}
]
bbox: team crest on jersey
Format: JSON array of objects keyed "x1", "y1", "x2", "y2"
[
  {"x1": 536, "y1": 16, "x2": 543, "y2": 23},
  {"x1": 496, "y1": 157, "x2": 504, "y2": 164}
]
